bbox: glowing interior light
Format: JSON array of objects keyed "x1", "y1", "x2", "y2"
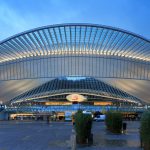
[
  {"x1": 104, "y1": 51, "x2": 107, "y2": 54},
  {"x1": 107, "y1": 51, "x2": 110, "y2": 54},
  {"x1": 0, "y1": 48, "x2": 150, "y2": 64}
]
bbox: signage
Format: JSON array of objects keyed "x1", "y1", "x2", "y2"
[{"x1": 66, "y1": 94, "x2": 87, "y2": 102}]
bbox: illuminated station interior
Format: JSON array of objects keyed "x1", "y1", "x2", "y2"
[{"x1": 0, "y1": 23, "x2": 150, "y2": 120}]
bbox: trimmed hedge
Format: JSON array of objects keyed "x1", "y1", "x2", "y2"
[
  {"x1": 75, "y1": 110, "x2": 92, "y2": 144},
  {"x1": 105, "y1": 111, "x2": 123, "y2": 133},
  {"x1": 140, "y1": 111, "x2": 150, "y2": 150}
]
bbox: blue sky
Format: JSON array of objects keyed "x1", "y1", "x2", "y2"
[{"x1": 0, "y1": 0, "x2": 150, "y2": 41}]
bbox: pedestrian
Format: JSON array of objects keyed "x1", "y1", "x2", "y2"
[{"x1": 122, "y1": 122, "x2": 127, "y2": 134}]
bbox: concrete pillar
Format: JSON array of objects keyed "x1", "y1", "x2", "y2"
[{"x1": 71, "y1": 129, "x2": 76, "y2": 150}]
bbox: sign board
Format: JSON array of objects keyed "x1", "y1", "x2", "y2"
[{"x1": 66, "y1": 94, "x2": 87, "y2": 102}]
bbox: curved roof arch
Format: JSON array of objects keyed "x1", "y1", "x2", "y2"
[
  {"x1": 0, "y1": 23, "x2": 150, "y2": 63},
  {"x1": 0, "y1": 24, "x2": 150, "y2": 105},
  {"x1": 0, "y1": 23, "x2": 150, "y2": 81},
  {"x1": 1, "y1": 23, "x2": 150, "y2": 44}
]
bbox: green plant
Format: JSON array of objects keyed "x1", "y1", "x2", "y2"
[
  {"x1": 105, "y1": 111, "x2": 123, "y2": 133},
  {"x1": 74, "y1": 110, "x2": 92, "y2": 144},
  {"x1": 140, "y1": 111, "x2": 150, "y2": 150}
]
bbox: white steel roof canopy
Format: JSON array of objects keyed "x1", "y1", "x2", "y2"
[
  {"x1": 0, "y1": 23, "x2": 150, "y2": 81},
  {"x1": 0, "y1": 23, "x2": 150, "y2": 104},
  {"x1": 0, "y1": 23, "x2": 150, "y2": 62}
]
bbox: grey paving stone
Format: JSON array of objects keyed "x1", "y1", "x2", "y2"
[{"x1": 0, "y1": 121, "x2": 142, "y2": 150}]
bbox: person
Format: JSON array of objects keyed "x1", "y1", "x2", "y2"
[
  {"x1": 72, "y1": 116, "x2": 75, "y2": 125},
  {"x1": 122, "y1": 122, "x2": 127, "y2": 134}
]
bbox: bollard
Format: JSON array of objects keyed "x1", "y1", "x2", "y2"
[{"x1": 71, "y1": 129, "x2": 76, "y2": 150}]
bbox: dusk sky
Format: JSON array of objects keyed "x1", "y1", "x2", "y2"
[{"x1": 0, "y1": 0, "x2": 150, "y2": 41}]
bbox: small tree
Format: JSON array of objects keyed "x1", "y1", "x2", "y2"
[
  {"x1": 140, "y1": 111, "x2": 150, "y2": 150},
  {"x1": 74, "y1": 110, "x2": 92, "y2": 144},
  {"x1": 105, "y1": 111, "x2": 123, "y2": 133}
]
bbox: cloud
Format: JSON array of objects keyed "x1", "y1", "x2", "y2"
[
  {"x1": 0, "y1": 4, "x2": 26, "y2": 29},
  {"x1": 0, "y1": 0, "x2": 83, "y2": 40},
  {"x1": 0, "y1": 2, "x2": 31, "y2": 40}
]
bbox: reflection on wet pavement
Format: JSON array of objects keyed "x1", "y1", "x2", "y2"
[
  {"x1": 78, "y1": 121, "x2": 142, "y2": 150},
  {"x1": 0, "y1": 121, "x2": 142, "y2": 150}
]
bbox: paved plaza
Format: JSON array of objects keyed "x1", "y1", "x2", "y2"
[
  {"x1": 81, "y1": 121, "x2": 142, "y2": 150},
  {"x1": 0, "y1": 121, "x2": 142, "y2": 150}
]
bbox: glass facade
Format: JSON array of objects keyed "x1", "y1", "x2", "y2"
[
  {"x1": 5, "y1": 105, "x2": 145, "y2": 113},
  {"x1": 11, "y1": 77, "x2": 142, "y2": 104}
]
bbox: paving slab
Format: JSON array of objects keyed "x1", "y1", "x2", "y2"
[{"x1": 0, "y1": 121, "x2": 142, "y2": 150}]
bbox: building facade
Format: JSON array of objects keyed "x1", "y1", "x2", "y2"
[{"x1": 0, "y1": 23, "x2": 150, "y2": 115}]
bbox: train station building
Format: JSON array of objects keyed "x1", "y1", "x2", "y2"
[{"x1": 0, "y1": 23, "x2": 150, "y2": 120}]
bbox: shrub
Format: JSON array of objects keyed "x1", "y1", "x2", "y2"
[
  {"x1": 74, "y1": 110, "x2": 92, "y2": 144},
  {"x1": 140, "y1": 111, "x2": 150, "y2": 150},
  {"x1": 105, "y1": 111, "x2": 123, "y2": 133}
]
